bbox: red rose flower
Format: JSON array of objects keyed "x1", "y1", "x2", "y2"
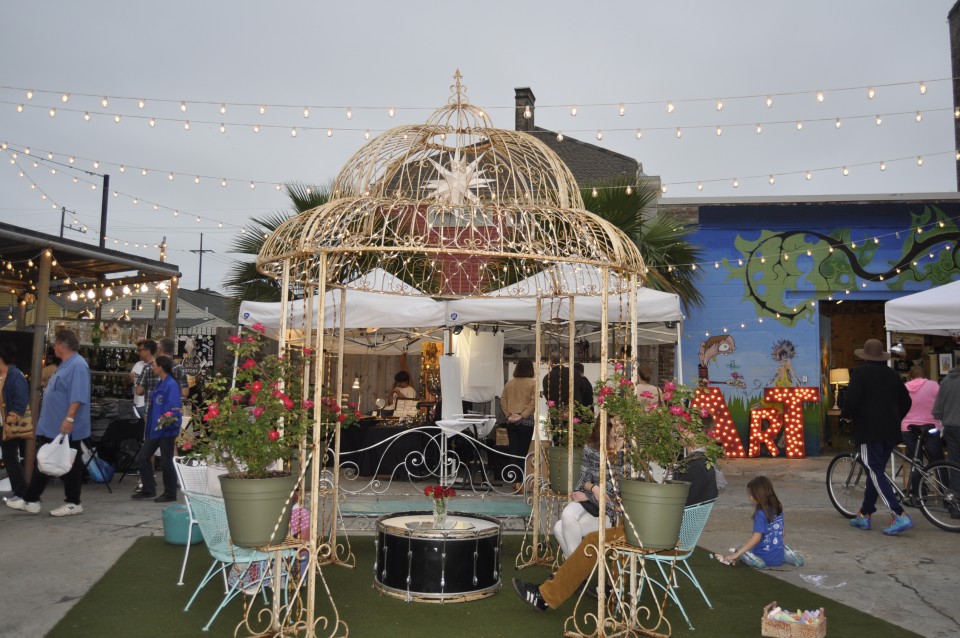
[{"x1": 268, "y1": 430, "x2": 280, "y2": 441}]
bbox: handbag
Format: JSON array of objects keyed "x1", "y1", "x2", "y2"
[
  {"x1": 3, "y1": 409, "x2": 35, "y2": 441},
  {"x1": 37, "y1": 433, "x2": 78, "y2": 477}
]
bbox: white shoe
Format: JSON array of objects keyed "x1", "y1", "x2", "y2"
[
  {"x1": 50, "y1": 503, "x2": 83, "y2": 517},
  {"x1": 5, "y1": 497, "x2": 41, "y2": 514}
]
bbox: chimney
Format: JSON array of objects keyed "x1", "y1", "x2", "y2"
[
  {"x1": 949, "y1": 1, "x2": 960, "y2": 190},
  {"x1": 515, "y1": 87, "x2": 536, "y2": 132}
]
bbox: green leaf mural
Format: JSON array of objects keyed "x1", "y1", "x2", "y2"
[{"x1": 725, "y1": 205, "x2": 960, "y2": 326}]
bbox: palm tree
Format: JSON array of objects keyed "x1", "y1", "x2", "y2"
[
  {"x1": 223, "y1": 183, "x2": 330, "y2": 314},
  {"x1": 581, "y1": 178, "x2": 705, "y2": 312}
]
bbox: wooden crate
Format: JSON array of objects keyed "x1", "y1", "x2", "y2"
[{"x1": 761, "y1": 601, "x2": 827, "y2": 638}]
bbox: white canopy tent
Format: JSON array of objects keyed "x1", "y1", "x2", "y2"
[
  {"x1": 885, "y1": 279, "x2": 960, "y2": 337},
  {"x1": 239, "y1": 267, "x2": 685, "y2": 352}
]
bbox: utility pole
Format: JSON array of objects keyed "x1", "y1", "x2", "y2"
[
  {"x1": 189, "y1": 233, "x2": 214, "y2": 291},
  {"x1": 59, "y1": 207, "x2": 86, "y2": 237},
  {"x1": 99, "y1": 174, "x2": 110, "y2": 248}
]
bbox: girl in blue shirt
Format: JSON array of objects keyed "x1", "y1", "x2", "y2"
[{"x1": 724, "y1": 476, "x2": 804, "y2": 569}]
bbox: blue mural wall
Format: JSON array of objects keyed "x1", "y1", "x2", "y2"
[{"x1": 681, "y1": 199, "x2": 960, "y2": 456}]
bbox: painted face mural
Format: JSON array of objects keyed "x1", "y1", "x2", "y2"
[{"x1": 698, "y1": 335, "x2": 736, "y2": 385}]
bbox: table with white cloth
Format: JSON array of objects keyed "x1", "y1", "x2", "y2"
[{"x1": 436, "y1": 418, "x2": 496, "y2": 486}]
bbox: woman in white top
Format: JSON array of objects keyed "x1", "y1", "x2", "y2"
[{"x1": 386, "y1": 370, "x2": 416, "y2": 410}]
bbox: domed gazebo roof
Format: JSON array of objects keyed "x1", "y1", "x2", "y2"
[{"x1": 258, "y1": 72, "x2": 645, "y2": 298}]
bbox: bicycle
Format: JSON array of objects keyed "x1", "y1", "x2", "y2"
[{"x1": 826, "y1": 423, "x2": 960, "y2": 532}]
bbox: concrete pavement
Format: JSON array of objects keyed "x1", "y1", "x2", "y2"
[{"x1": 1, "y1": 454, "x2": 958, "y2": 637}]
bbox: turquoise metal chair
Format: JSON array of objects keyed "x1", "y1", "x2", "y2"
[
  {"x1": 183, "y1": 492, "x2": 299, "y2": 632},
  {"x1": 645, "y1": 499, "x2": 717, "y2": 630}
]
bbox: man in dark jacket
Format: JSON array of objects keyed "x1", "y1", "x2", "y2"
[{"x1": 842, "y1": 339, "x2": 914, "y2": 535}]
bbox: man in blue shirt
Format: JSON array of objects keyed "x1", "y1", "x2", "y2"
[{"x1": 6, "y1": 329, "x2": 91, "y2": 517}]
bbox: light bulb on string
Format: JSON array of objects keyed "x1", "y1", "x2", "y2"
[
  {"x1": 768, "y1": 175, "x2": 775, "y2": 185},
  {"x1": 618, "y1": 103, "x2": 625, "y2": 116},
  {"x1": 875, "y1": 115, "x2": 882, "y2": 126},
  {"x1": 635, "y1": 129, "x2": 642, "y2": 139},
  {"x1": 83, "y1": 112, "x2": 90, "y2": 121},
  {"x1": 253, "y1": 124, "x2": 260, "y2": 133},
  {"x1": 916, "y1": 111, "x2": 922, "y2": 123},
  {"x1": 16, "y1": 104, "x2": 23, "y2": 113},
  {"x1": 666, "y1": 101, "x2": 674, "y2": 113},
  {"x1": 291, "y1": 127, "x2": 297, "y2": 137},
  {"x1": 138, "y1": 99, "x2": 145, "y2": 109},
  {"x1": 100, "y1": 96, "x2": 108, "y2": 108},
  {"x1": 805, "y1": 171, "x2": 812, "y2": 181},
  {"x1": 867, "y1": 87, "x2": 876, "y2": 99},
  {"x1": 388, "y1": 107, "x2": 395, "y2": 117},
  {"x1": 796, "y1": 121, "x2": 803, "y2": 131},
  {"x1": 675, "y1": 127, "x2": 682, "y2": 138},
  {"x1": 149, "y1": 118, "x2": 156, "y2": 127},
  {"x1": 732, "y1": 178, "x2": 739, "y2": 188},
  {"x1": 835, "y1": 118, "x2": 841, "y2": 128},
  {"x1": 596, "y1": 130, "x2": 603, "y2": 140},
  {"x1": 327, "y1": 128, "x2": 333, "y2": 137},
  {"x1": 842, "y1": 166, "x2": 849, "y2": 176},
  {"x1": 556, "y1": 132, "x2": 564, "y2": 141},
  {"x1": 303, "y1": 107, "x2": 310, "y2": 118},
  {"x1": 919, "y1": 82, "x2": 927, "y2": 94},
  {"x1": 756, "y1": 123, "x2": 762, "y2": 134},
  {"x1": 523, "y1": 106, "x2": 531, "y2": 119},
  {"x1": 219, "y1": 123, "x2": 226, "y2": 133},
  {"x1": 880, "y1": 161, "x2": 886, "y2": 171},
  {"x1": 49, "y1": 108, "x2": 56, "y2": 117},
  {"x1": 816, "y1": 90, "x2": 824, "y2": 102},
  {"x1": 184, "y1": 121, "x2": 190, "y2": 130},
  {"x1": 570, "y1": 105, "x2": 577, "y2": 116},
  {"x1": 765, "y1": 96, "x2": 773, "y2": 107},
  {"x1": 26, "y1": 90, "x2": 33, "y2": 100},
  {"x1": 219, "y1": 103, "x2": 226, "y2": 115},
  {"x1": 715, "y1": 98, "x2": 723, "y2": 111},
  {"x1": 221, "y1": 179, "x2": 227, "y2": 187},
  {"x1": 697, "y1": 182, "x2": 704, "y2": 191},
  {"x1": 716, "y1": 126, "x2": 722, "y2": 136},
  {"x1": 917, "y1": 156, "x2": 924, "y2": 166},
  {"x1": 180, "y1": 101, "x2": 187, "y2": 112}
]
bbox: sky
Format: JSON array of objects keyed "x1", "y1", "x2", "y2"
[{"x1": 2, "y1": 0, "x2": 958, "y2": 295}]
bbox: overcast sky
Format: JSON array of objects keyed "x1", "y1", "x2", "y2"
[{"x1": 2, "y1": 0, "x2": 958, "y2": 294}]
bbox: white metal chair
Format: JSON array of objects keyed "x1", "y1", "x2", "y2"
[
  {"x1": 183, "y1": 492, "x2": 299, "y2": 632},
  {"x1": 173, "y1": 456, "x2": 209, "y2": 586}
]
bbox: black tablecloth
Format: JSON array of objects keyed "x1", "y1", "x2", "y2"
[{"x1": 337, "y1": 419, "x2": 440, "y2": 477}]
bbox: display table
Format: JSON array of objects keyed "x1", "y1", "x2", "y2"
[{"x1": 374, "y1": 510, "x2": 502, "y2": 603}]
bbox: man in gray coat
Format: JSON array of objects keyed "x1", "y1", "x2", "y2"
[
  {"x1": 842, "y1": 339, "x2": 913, "y2": 535},
  {"x1": 932, "y1": 362, "x2": 960, "y2": 517}
]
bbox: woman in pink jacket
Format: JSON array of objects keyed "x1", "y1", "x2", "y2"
[{"x1": 902, "y1": 366, "x2": 944, "y2": 500}]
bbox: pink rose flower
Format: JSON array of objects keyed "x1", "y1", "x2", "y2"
[
  {"x1": 663, "y1": 381, "x2": 676, "y2": 392},
  {"x1": 546, "y1": 400, "x2": 555, "y2": 408},
  {"x1": 253, "y1": 407, "x2": 265, "y2": 417},
  {"x1": 228, "y1": 335, "x2": 243, "y2": 345},
  {"x1": 251, "y1": 381, "x2": 263, "y2": 393},
  {"x1": 302, "y1": 399, "x2": 315, "y2": 409},
  {"x1": 241, "y1": 359, "x2": 256, "y2": 370},
  {"x1": 251, "y1": 322, "x2": 266, "y2": 333}
]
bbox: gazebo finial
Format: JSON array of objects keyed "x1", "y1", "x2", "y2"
[{"x1": 450, "y1": 69, "x2": 467, "y2": 107}]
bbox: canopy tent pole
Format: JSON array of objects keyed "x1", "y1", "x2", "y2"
[{"x1": 676, "y1": 322, "x2": 683, "y2": 384}]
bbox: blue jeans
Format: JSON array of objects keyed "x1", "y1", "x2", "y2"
[
  {"x1": 136, "y1": 435, "x2": 177, "y2": 497},
  {"x1": 859, "y1": 441, "x2": 904, "y2": 517}
]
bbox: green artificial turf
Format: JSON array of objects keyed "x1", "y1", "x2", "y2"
[{"x1": 50, "y1": 535, "x2": 919, "y2": 638}]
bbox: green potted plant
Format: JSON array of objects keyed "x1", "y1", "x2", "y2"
[
  {"x1": 545, "y1": 400, "x2": 595, "y2": 493},
  {"x1": 596, "y1": 363, "x2": 721, "y2": 549},
  {"x1": 195, "y1": 322, "x2": 312, "y2": 547}
]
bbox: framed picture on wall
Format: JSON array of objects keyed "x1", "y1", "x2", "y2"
[{"x1": 939, "y1": 353, "x2": 954, "y2": 376}]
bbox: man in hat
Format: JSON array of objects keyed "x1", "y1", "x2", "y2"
[{"x1": 842, "y1": 338, "x2": 914, "y2": 535}]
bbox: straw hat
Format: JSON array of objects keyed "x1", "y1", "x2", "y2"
[{"x1": 854, "y1": 338, "x2": 891, "y2": 361}]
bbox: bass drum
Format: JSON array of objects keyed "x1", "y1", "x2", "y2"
[{"x1": 374, "y1": 510, "x2": 501, "y2": 603}]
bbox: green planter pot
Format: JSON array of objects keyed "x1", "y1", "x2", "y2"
[
  {"x1": 219, "y1": 474, "x2": 298, "y2": 548},
  {"x1": 618, "y1": 479, "x2": 690, "y2": 550},
  {"x1": 548, "y1": 446, "x2": 582, "y2": 494}
]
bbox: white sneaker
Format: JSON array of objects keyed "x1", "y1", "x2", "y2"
[
  {"x1": 50, "y1": 503, "x2": 83, "y2": 517},
  {"x1": 5, "y1": 497, "x2": 41, "y2": 514}
]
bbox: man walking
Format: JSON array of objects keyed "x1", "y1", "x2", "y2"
[
  {"x1": 843, "y1": 339, "x2": 914, "y2": 535},
  {"x1": 6, "y1": 329, "x2": 90, "y2": 516}
]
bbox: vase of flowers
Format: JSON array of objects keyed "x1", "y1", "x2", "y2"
[
  {"x1": 424, "y1": 485, "x2": 456, "y2": 529},
  {"x1": 545, "y1": 401, "x2": 594, "y2": 493},
  {"x1": 195, "y1": 322, "x2": 312, "y2": 547},
  {"x1": 595, "y1": 364, "x2": 721, "y2": 549}
]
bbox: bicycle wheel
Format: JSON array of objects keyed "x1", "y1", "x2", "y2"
[
  {"x1": 826, "y1": 453, "x2": 865, "y2": 518},
  {"x1": 918, "y1": 460, "x2": 960, "y2": 532}
]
